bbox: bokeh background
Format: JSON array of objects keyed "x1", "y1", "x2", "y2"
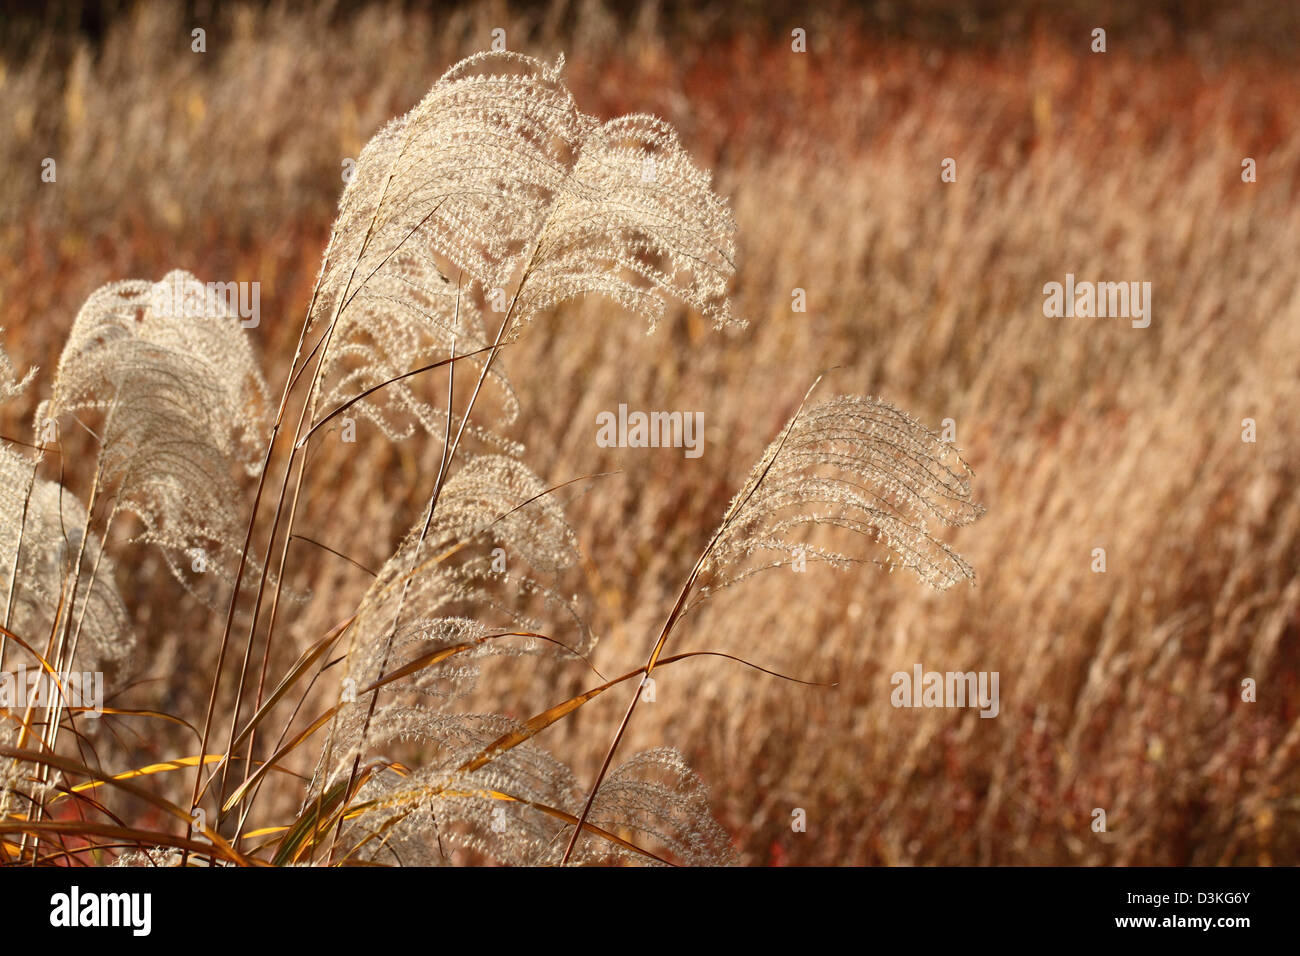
[{"x1": 2, "y1": 0, "x2": 1298, "y2": 864}]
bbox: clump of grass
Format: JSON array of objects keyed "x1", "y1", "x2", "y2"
[{"x1": 0, "y1": 51, "x2": 978, "y2": 866}]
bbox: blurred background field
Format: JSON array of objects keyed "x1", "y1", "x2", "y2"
[{"x1": 2, "y1": 0, "x2": 1298, "y2": 864}]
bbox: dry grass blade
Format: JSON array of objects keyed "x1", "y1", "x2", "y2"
[{"x1": 0, "y1": 744, "x2": 252, "y2": 865}]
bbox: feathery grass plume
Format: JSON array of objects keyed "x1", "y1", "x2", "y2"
[
  {"x1": 306, "y1": 457, "x2": 586, "y2": 864},
  {"x1": 111, "y1": 847, "x2": 182, "y2": 868},
  {"x1": 348, "y1": 452, "x2": 585, "y2": 657},
  {"x1": 300, "y1": 52, "x2": 743, "y2": 866},
  {"x1": 314, "y1": 266, "x2": 522, "y2": 450},
  {"x1": 307, "y1": 51, "x2": 587, "y2": 448},
  {"x1": 310, "y1": 710, "x2": 584, "y2": 865},
  {"x1": 41, "y1": 271, "x2": 272, "y2": 604},
  {"x1": 0, "y1": 329, "x2": 36, "y2": 404},
  {"x1": 320, "y1": 52, "x2": 589, "y2": 305},
  {"x1": 308, "y1": 451, "x2": 734, "y2": 865},
  {"x1": 0, "y1": 460, "x2": 126, "y2": 816},
  {"x1": 558, "y1": 393, "x2": 983, "y2": 861},
  {"x1": 306, "y1": 51, "x2": 739, "y2": 450},
  {"x1": 516, "y1": 113, "x2": 740, "y2": 333},
  {"x1": 0, "y1": 445, "x2": 132, "y2": 684},
  {"x1": 332, "y1": 455, "x2": 588, "y2": 748},
  {"x1": 701, "y1": 395, "x2": 985, "y2": 593},
  {"x1": 314, "y1": 712, "x2": 729, "y2": 865},
  {"x1": 307, "y1": 453, "x2": 714, "y2": 865},
  {"x1": 0, "y1": 331, "x2": 40, "y2": 653},
  {"x1": 568, "y1": 747, "x2": 736, "y2": 866}
]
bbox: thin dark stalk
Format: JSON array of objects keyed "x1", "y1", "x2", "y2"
[
  {"x1": 185, "y1": 228, "x2": 341, "y2": 862},
  {"x1": 561, "y1": 377, "x2": 825, "y2": 863},
  {"x1": 289, "y1": 534, "x2": 378, "y2": 577}
]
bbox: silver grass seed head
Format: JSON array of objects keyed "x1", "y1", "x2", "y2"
[
  {"x1": 44, "y1": 272, "x2": 272, "y2": 599},
  {"x1": 706, "y1": 395, "x2": 985, "y2": 592}
]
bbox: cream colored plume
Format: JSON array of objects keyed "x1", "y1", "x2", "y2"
[{"x1": 43, "y1": 271, "x2": 270, "y2": 600}]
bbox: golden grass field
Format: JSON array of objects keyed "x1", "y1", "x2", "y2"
[{"x1": 1, "y1": 0, "x2": 1298, "y2": 864}]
